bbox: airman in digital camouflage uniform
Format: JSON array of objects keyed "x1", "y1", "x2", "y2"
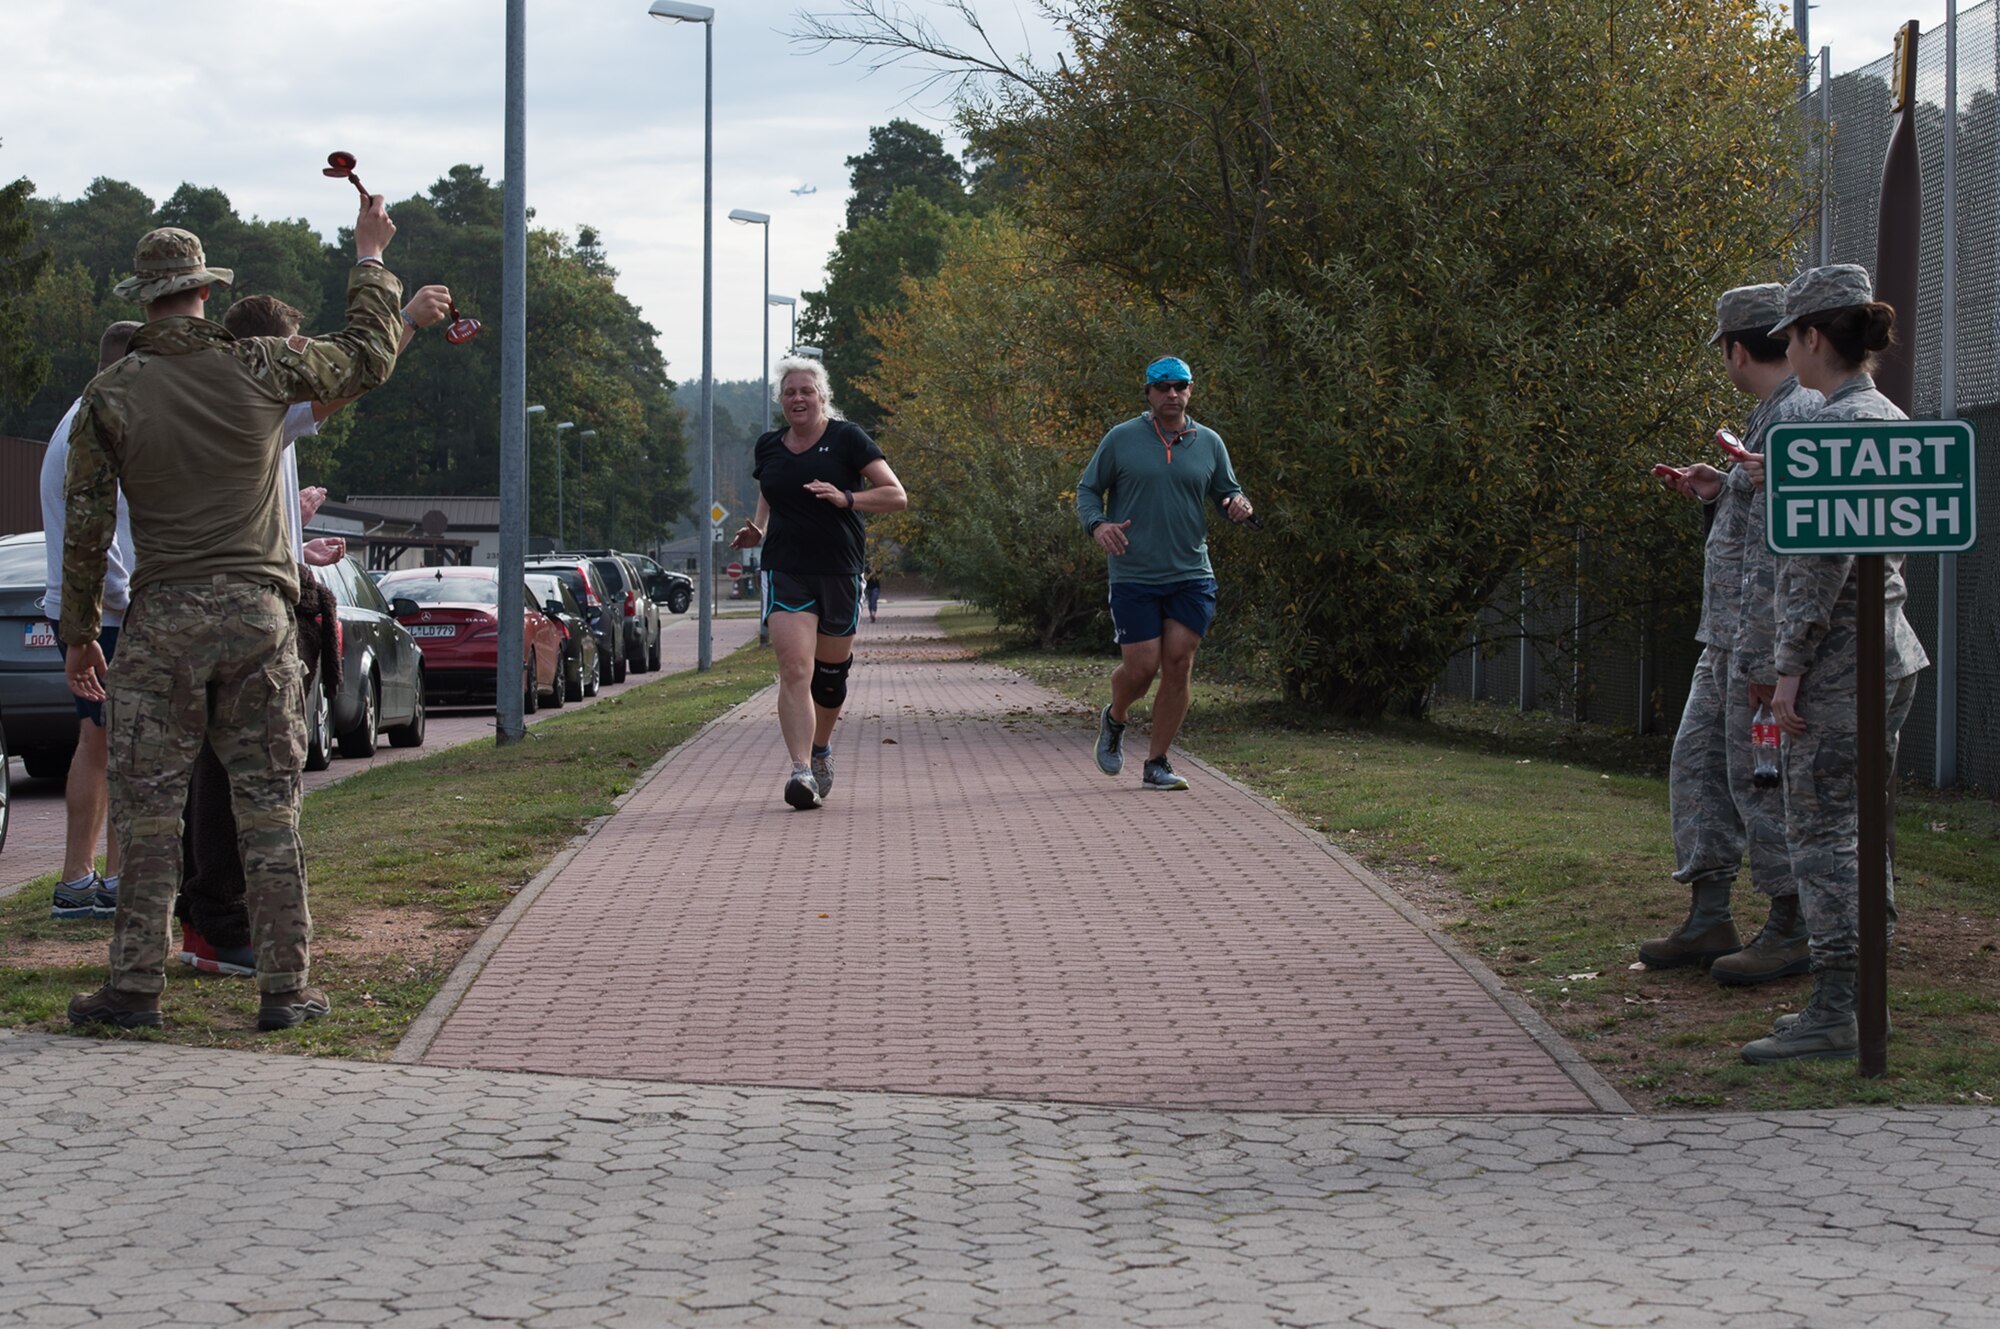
[
  {"x1": 1640, "y1": 284, "x2": 1820, "y2": 981},
  {"x1": 1740, "y1": 264, "x2": 1929, "y2": 1065},
  {"x1": 61, "y1": 197, "x2": 412, "y2": 1032}
]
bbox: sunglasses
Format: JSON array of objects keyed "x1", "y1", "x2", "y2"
[{"x1": 1149, "y1": 380, "x2": 1191, "y2": 391}]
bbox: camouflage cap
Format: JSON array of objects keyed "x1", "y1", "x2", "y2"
[
  {"x1": 1708, "y1": 282, "x2": 1786, "y2": 345},
  {"x1": 110, "y1": 227, "x2": 235, "y2": 304},
  {"x1": 1769, "y1": 263, "x2": 1873, "y2": 334}
]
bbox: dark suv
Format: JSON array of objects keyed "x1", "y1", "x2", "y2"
[
  {"x1": 625, "y1": 551, "x2": 694, "y2": 617},
  {"x1": 557, "y1": 551, "x2": 662, "y2": 673},
  {"x1": 525, "y1": 557, "x2": 624, "y2": 685}
]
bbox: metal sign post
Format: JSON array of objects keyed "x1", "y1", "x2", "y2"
[{"x1": 1767, "y1": 420, "x2": 1979, "y2": 1076}]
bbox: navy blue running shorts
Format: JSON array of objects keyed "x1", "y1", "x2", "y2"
[{"x1": 1108, "y1": 577, "x2": 1217, "y2": 646}]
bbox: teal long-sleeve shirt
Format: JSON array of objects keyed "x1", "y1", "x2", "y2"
[{"x1": 1075, "y1": 412, "x2": 1243, "y2": 585}]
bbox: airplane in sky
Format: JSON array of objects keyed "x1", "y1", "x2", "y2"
[{"x1": 790, "y1": 184, "x2": 817, "y2": 196}]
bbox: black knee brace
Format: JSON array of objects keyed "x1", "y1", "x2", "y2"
[{"x1": 810, "y1": 657, "x2": 853, "y2": 710}]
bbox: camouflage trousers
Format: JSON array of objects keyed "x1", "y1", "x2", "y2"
[
  {"x1": 1669, "y1": 645, "x2": 1791, "y2": 897},
  {"x1": 105, "y1": 579, "x2": 310, "y2": 995},
  {"x1": 1786, "y1": 659, "x2": 1920, "y2": 974}
]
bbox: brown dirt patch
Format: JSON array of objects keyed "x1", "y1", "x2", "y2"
[{"x1": 1350, "y1": 839, "x2": 2000, "y2": 1112}]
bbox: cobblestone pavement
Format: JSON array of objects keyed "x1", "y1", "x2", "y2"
[
  {"x1": 413, "y1": 602, "x2": 1608, "y2": 1115},
  {"x1": 3, "y1": 1031, "x2": 1998, "y2": 1327},
  {"x1": 0, "y1": 612, "x2": 765, "y2": 897},
  {"x1": 6, "y1": 599, "x2": 1998, "y2": 1326}
]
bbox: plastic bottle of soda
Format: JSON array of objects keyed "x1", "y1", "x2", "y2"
[{"x1": 1752, "y1": 703, "x2": 1782, "y2": 788}]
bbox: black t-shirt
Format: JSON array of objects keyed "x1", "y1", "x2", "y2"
[{"x1": 753, "y1": 419, "x2": 885, "y2": 574}]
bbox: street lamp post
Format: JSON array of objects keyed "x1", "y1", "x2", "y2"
[
  {"x1": 794, "y1": 344, "x2": 822, "y2": 359},
  {"x1": 554, "y1": 420, "x2": 575, "y2": 548},
  {"x1": 497, "y1": 0, "x2": 532, "y2": 743},
  {"x1": 576, "y1": 430, "x2": 596, "y2": 547},
  {"x1": 649, "y1": 0, "x2": 716, "y2": 671},
  {"x1": 768, "y1": 294, "x2": 796, "y2": 365},
  {"x1": 729, "y1": 208, "x2": 772, "y2": 432},
  {"x1": 524, "y1": 405, "x2": 546, "y2": 546}
]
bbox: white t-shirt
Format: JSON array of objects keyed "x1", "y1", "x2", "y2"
[
  {"x1": 281, "y1": 401, "x2": 322, "y2": 562},
  {"x1": 41, "y1": 397, "x2": 134, "y2": 628}
]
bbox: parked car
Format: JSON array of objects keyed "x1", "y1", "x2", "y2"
[
  {"x1": 378, "y1": 567, "x2": 563, "y2": 712},
  {"x1": 307, "y1": 555, "x2": 428, "y2": 766},
  {"x1": 0, "y1": 531, "x2": 84, "y2": 780},
  {"x1": 556, "y1": 550, "x2": 663, "y2": 672},
  {"x1": 524, "y1": 557, "x2": 623, "y2": 686},
  {"x1": 1, "y1": 703, "x2": 11, "y2": 854},
  {"x1": 526, "y1": 572, "x2": 599, "y2": 703},
  {"x1": 626, "y1": 550, "x2": 694, "y2": 617}
]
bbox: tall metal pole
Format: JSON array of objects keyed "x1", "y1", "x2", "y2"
[
  {"x1": 496, "y1": 0, "x2": 528, "y2": 743},
  {"x1": 1861, "y1": 20, "x2": 1923, "y2": 1079},
  {"x1": 761, "y1": 225, "x2": 771, "y2": 432},
  {"x1": 1820, "y1": 48, "x2": 1832, "y2": 266},
  {"x1": 1794, "y1": 0, "x2": 1811, "y2": 89},
  {"x1": 554, "y1": 420, "x2": 574, "y2": 550},
  {"x1": 1938, "y1": 0, "x2": 1961, "y2": 788},
  {"x1": 698, "y1": 19, "x2": 714, "y2": 672}
]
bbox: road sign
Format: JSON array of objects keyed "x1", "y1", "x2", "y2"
[
  {"x1": 1765, "y1": 420, "x2": 1977, "y2": 555},
  {"x1": 725, "y1": 561, "x2": 743, "y2": 578},
  {"x1": 710, "y1": 503, "x2": 729, "y2": 526}
]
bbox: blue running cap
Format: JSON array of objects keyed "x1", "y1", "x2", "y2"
[{"x1": 1145, "y1": 356, "x2": 1192, "y2": 385}]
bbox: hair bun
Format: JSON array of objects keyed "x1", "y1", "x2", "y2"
[{"x1": 1863, "y1": 302, "x2": 1896, "y2": 353}]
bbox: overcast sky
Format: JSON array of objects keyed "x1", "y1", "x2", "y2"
[{"x1": 0, "y1": 1, "x2": 1964, "y2": 386}]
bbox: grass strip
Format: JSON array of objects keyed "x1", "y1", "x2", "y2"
[
  {"x1": 0, "y1": 642, "x2": 774, "y2": 1057},
  {"x1": 939, "y1": 606, "x2": 2000, "y2": 1113}
]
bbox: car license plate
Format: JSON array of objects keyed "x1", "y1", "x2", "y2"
[
  {"x1": 24, "y1": 621, "x2": 59, "y2": 649},
  {"x1": 407, "y1": 624, "x2": 458, "y2": 639}
]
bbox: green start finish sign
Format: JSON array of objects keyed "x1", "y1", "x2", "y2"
[{"x1": 1764, "y1": 420, "x2": 1979, "y2": 555}]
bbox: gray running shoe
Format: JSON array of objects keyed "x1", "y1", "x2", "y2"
[
  {"x1": 784, "y1": 770, "x2": 823, "y2": 811},
  {"x1": 1141, "y1": 757, "x2": 1189, "y2": 791},
  {"x1": 811, "y1": 747, "x2": 834, "y2": 799},
  {"x1": 1095, "y1": 706, "x2": 1125, "y2": 776}
]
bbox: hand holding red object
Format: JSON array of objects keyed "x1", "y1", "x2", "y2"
[
  {"x1": 445, "y1": 299, "x2": 481, "y2": 344},
  {"x1": 323, "y1": 150, "x2": 369, "y2": 200}
]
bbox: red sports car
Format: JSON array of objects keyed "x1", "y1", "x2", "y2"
[{"x1": 377, "y1": 568, "x2": 564, "y2": 712}]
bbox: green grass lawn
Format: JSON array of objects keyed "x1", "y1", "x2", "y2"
[
  {"x1": 0, "y1": 643, "x2": 774, "y2": 1058},
  {"x1": 940, "y1": 606, "x2": 2000, "y2": 1113}
]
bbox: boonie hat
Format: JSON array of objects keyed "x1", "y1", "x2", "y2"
[
  {"x1": 1145, "y1": 356, "x2": 1192, "y2": 385},
  {"x1": 1709, "y1": 283, "x2": 1786, "y2": 345},
  {"x1": 111, "y1": 227, "x2": 235, "y2": 304},
  {"x1": 1769, "y1": 263, "x2": 1873, "y2": 335}
]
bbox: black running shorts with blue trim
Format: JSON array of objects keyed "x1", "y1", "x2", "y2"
[{"x1": 761, "y1": 570, "x2": 865, "y2": 636}]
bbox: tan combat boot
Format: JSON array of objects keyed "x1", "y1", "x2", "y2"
[
  {"x1": 1637, "y1": 881, "x2": 1741, "y2": 969},
  {"x1": 1711, "y1": 893, "x2": 1810, "y2": 986},
  {"x1": 1742, "y1": 971, "x2": 1857, "y2": 1063}
]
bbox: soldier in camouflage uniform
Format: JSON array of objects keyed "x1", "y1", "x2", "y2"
[
  {"x1": 1740, "y1": 264, "x2": 1929, "y2": 1065},
  {"x1": 1639, "y1": 285, "x2": 1819, "y2": 980},
  {"x1": 61, "y1": 198, "x2": 419, "y2": 1032}
]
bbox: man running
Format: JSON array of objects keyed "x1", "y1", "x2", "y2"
[{"x1": 1075, "y1": 355, "x2": 1254, "y2": 791}]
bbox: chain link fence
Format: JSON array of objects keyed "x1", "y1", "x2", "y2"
[{"x1": 1437, "y1": 9, "x2": 1998, "y2": 793}]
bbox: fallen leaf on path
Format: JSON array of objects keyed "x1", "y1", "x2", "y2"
[{"x1": 1564, "y1": 972, "x2": 1601, "y2": 981}]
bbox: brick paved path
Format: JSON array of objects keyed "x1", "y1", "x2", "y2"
[
  {"x1": 5, "y1": 1031, "x2": 1998, "y2": 1328},
  {"x1": 416, "y1": 601, "x2": 1614, "y2": 1115},
  {"x1": 0, "y1": 612, "x2": 764, "y2": 898}
]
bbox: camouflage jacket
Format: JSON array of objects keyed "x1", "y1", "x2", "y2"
[
  {"x1": 1730, "y1": 375, "x2": 1822, "y2": 684},
  {"x1": 61, "y1": 264, "x2": 404, "y2": 643},
  {"x1": 1771, "y1": 373, "x2": 1932, "y2": 680}
]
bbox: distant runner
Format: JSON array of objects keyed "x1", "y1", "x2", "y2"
[{"x1": 1075, "y1": 355, "x2": 1254, "y2": 791}]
